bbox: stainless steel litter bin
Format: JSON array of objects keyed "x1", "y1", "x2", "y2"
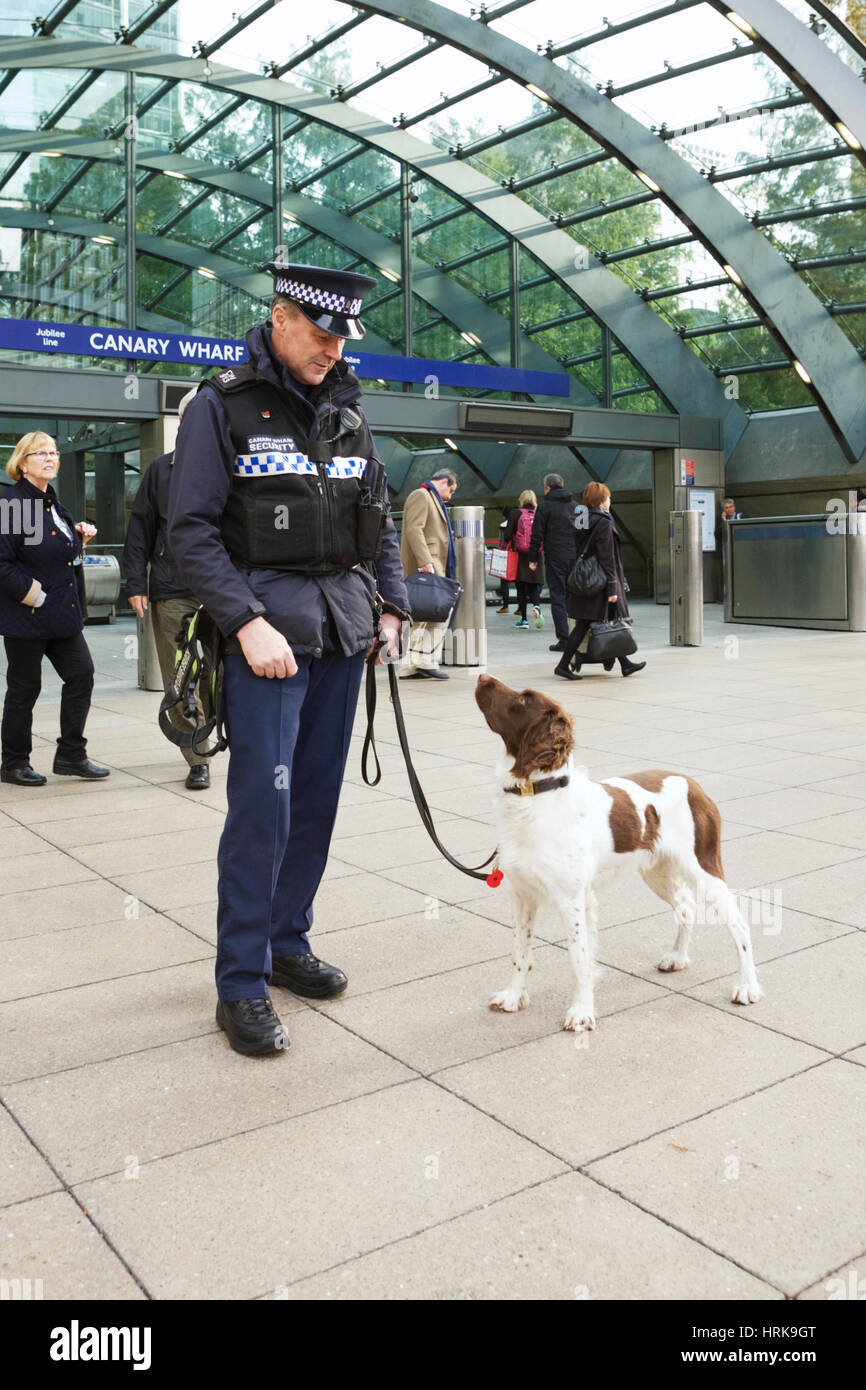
[
  {"x1": 670, "y1": 509, "x2": 703, "y2": 646},
  {"x1": 442, "y1": 505, "x2": 487, "y2": 667},
  {"x1": 81, "y1": 552, "x2": 121, "y2": 623}
]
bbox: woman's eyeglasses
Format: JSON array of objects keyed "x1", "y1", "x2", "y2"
[{"x1": 26, "y1": 450, "x2": 59, "y2": 459}]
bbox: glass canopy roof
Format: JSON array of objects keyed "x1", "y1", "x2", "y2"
[{"x1": 0, "y1": 0, "x2": 863, "y2": 425}]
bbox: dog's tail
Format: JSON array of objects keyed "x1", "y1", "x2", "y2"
[{"x1": 686, "y1": 778, "x2": 724, "y2": 880}]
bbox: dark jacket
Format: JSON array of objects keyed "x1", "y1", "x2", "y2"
[
  {"x1": 503, "y1": 506, "x2": 543, "y2": 586},
  {"x1": 528, "y1": 486, "x2": 578, "y2": 568},
  {"x1": 0, "y1": 477, "x2": 85, "y2": 640},
  {"x1": 568, "y1": 508, "x2": 630, "y2": 621},
  {"x1": 123, "y1": 452, "x2": 193, "y2": 603},
  {"x1": 167, "y1": 321, "x2": 408, "y2": 656}
]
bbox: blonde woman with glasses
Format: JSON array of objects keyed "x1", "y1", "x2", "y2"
[{"x1": 0, "y1": 431, "x2": 108, "y2": 785}]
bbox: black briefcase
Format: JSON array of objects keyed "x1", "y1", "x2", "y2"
[{"x1": 404, "y1": 571, "x2": 463, "y2": 623}]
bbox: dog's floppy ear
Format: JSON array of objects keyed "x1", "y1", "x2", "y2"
[{"x1": 511, "y1": 708, "x2": 574, "y2": 780}]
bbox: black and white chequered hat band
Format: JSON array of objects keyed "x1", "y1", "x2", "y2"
[{"x1": 275, "y1": 277, "x2": 362, "y2": 316}]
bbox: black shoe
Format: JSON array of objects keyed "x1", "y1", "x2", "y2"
[
  {"x1": 603, "y1": 660, "x2": 615, "y2": 672},
  {"x1": 53, "y1": 757, "x2": 110, "y2": 779},
  {"x1": 0, "y1": 765, "x2": 46, "y2": 787},
  {"x1": 621, "y1": 659, "x2": 646, "y2": 677},
  {"x1": 270, "y1": 953, "x2": 348, "y2": 999},
  {"x1": 185, "y1": 764, "x2": 210, "y2": 790},
  {"x1": 549, "y1": 639, "x2": 566, "y2": 652},
  {"x1": 424, "y1": 669, "x2": 449, "y2": 680},
  {"x1": 216, "y1": 998, "x2": 289, "y2": 1056},
  {"x1": 554, "y1": 664, "x2": 582, "y2": 681}
]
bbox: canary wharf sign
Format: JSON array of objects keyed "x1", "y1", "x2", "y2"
[{"x1": 0, "y1": 316, "x2": 569, "y2": 396}]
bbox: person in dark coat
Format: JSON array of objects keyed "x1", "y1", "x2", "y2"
[
  {"x1": 503, "y1": 490, "x2": 544, "y2": 628},
  {"x1": 554, "y1": 481, "x2": 645, "y2": 681},
  {"x1": 527, "y1": 472, "x2": 577, "y2": 651},
  {"x1": 0, "y1": 431, "x2": 109, "y2": 785},
  {"x1": 123, "y1": 389, "x2": 210, "y2": 790}
]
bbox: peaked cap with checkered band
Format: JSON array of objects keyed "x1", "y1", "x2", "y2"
[{"x1": 266, "y1": 261, "x2": 377, "y2": 340}]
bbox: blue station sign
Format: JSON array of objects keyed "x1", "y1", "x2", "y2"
[{"x1": 0, "y1": 316, "x2": 570, "y2": 397}]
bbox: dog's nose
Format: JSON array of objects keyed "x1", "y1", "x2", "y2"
[{"x1": 477, "y1": 674, "x2": 492, "y2": 686}]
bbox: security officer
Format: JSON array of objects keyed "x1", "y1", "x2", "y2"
[{"x1": 168, "y1": 262, "x2": 408, "y2": 1058}]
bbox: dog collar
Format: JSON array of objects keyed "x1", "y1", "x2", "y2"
[{"x1": 505, "y1": 775, "x2": 570, "y2": 797}]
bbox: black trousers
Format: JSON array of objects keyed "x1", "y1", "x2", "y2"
[
  {"x1": 559, "y1": 616, "x2": 634, "y2": 670},
  {"x1": 1, "y1": 632, "x2": 94, "y2": 770},
  {"x1": 515, "y1": 580, "x2": 542, "y2": 619},
  {"x1": 545, "y1": 557, "x2": 572, "y2": 641}
]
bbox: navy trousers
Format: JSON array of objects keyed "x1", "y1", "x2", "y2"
[
  {"x1": 545, "y1": 558, "x2": 572, "y2": 642},
  {"x1": 216, "y1": 646, "x2": 365, "y2": 1001}
]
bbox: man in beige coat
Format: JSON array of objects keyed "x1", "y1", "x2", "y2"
[{"x1": 400, "y1": 468, "x2": 458, "y2": 679}]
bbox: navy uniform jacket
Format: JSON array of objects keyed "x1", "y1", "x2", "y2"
[
  {"x1": 0, "y1": 478, "x2": 85, "y2": 640},
  {"x1": 167, "y1": 323, "x2": 408, "y2": 656}
]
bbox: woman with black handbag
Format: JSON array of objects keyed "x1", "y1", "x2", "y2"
[{"x1": 554, "y1": 481, "x2": 646, "y2": 682}]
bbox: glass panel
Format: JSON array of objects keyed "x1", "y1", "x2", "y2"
[
  {"x1": 0, "y1": 154, "x2": 84, "y2": 213},
  {"x1": 0, "y1": 69, "x2": 93, "y2": 132},
  {"x1": 137, "y1": 173, "x2": 202, "y2": 233},
  {"x1": 414, "y1": 209, "x2": 504, "y2": 271},
  {"x1": 358, "y1": 44, "x2": 494, "y2": 134},
  {"x1": 219, "y1": 212, "x2": 273, "y2": 266},
  {"x1": 730, "y1": 367, "x2": 813, "y2": 412},
  {"x1": 285, "y1": 127, "x2": 360, "y2": 190},
  {"x1": 201, "y1": 1, "x2": 354, "y2": 71},
  {"x1": 310, "y1": 150, "x2": 400, "y2": 212},
  {"x1": 476, "y1": 119, "x2": 603, "y2": 190},
  {"x1": 183, "y1": 98, "x2": 271, "y2": 168},
  {"x1": 835, "y1": 312, "x2": 866, "y2": 351},
  {"x1": 170, "y1": 190, "x2": 266, "y2": 252},
  {"x1": 53, "y1": 158, "x2": 126, "y2": 219}
]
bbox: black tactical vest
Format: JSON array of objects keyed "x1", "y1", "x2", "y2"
[{"x1": 205, "y1": 363, "x2": 375, "y2": 573}]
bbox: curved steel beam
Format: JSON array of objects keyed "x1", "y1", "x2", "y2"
[
  {"x1": 704, "y1": 1, "x2": 866, "y2": 162},
  {"x1": 0, "y1": 38, "x2": 746, "y2": 448},
  {"x1": 352, "y1": 0, "x2": 866, "y2": 461}
]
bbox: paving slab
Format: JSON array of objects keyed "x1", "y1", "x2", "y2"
[
  {"x1": 433, "y1": 994, "x2": 822, "y2": 1167},
  {"x1": 0, "y1": 914, "x2": 209, "y2": 1003},
  {"x1": 282, "y1": 1170, "x2": 779, "y2": 1301},
  {"x1": 588, "y1": 1061, "x2": 866, "y2": 1296},
  {"x1": 73, "y1": 1080, "x2": 567, "y2": 1298},
  {"x1": 0, "y1": 1106, "x2": 60, "y2": 1209},
  {"x1": 6, "y1": 1010, "x2": 412, "y2": 1184},
  {"x1": 317, "y1": 950, "x2": 663, "y2": 1074},
  {"x1": 0, "y1": 1191, "x2": 144, "y2": 1300},
  {"x1": 686, "y1": 932, "x2": 866, "y2": 1053},
  {"x1": 0, "y1": 879, "x2": 154, "y2": 942}
]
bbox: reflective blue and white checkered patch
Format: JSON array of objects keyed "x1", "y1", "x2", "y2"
[
  {"x1": 323, "y1": 456, "x2": 367, "y2": 479},
  {"x1": 234, "y1": 453, "x2": 317, "y2": 477},
  {"x1": 274, "y1": 277, "x2": 362, "y2": 316}
]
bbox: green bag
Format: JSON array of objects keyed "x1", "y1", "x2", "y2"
[{"x1": 158, "y1": 606, "x2": 228, "y2": 759}]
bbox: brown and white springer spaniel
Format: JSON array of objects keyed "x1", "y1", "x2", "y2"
[{"x1": 475, "y1": 675, "x2": 762, "y2": 1034}]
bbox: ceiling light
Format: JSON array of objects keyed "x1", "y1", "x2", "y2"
[
  {"x1": 380, "y1": 267, "x2": 400, "y2": 282},
  {"x1": 723, "y1": 263, "x2": 743, "y2": 285},
  {"x1": 725, "y1": 11, "x2": 757, "y2": 38},
  {"x1": 635, "y1": 170, "x2": 661, "y2": 193},
  {"x1": 282, "y1": 209, "x2": 298, "y2": 221},
  {"x1": 41, "y1": 150, "x2": 62, "y2": 157},
  {"x1": 526, "y1": 84, "x2": 551, "y2": 103},
  {"x1": 793, "y1": 360, "x2": 812, "y2": 384},
  {"x1": 196, "y1": 265, "x2": 217, "y2": 279},
  {"x1": 835, "y1": 122, "x2": 861, "y2": 151},
  {"x1": 460, "y1": 330, "x2": 481, "y2": 346},
  {"x1": 91, "y1": 235, "x2": 117, "y2": 245},
  {"x1": 376, "y1": 378, "x2": 387, "y2": 385},
  {"x1": 163, "y1": 169, "x2": 187, "y2": 180},
  {"x1": 444, "y1": 437, "x2": 458, "y2": 451}
]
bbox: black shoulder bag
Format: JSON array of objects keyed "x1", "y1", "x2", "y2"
[{"x1": 567, "y1": 524, "x2": 607, "y2": 598}]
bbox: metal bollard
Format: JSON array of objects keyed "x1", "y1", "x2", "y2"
[
  {"x1": 137, "y1": 605, "x2": 164, "y2": 692},
  {"x1": 442, "y1": 505, "x2": 487, "y2": 667},
  {"x1": 669, "y1": 510, "x2": 703, "y2": 646}
]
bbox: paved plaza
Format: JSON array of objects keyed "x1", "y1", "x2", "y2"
[{"x1": 1, "y1": 601, "x2": 865, "y2": 1301}]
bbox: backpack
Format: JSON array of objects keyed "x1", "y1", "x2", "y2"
[{"x1": 514, "y1": 507, "x2": 533, "y2": 553}]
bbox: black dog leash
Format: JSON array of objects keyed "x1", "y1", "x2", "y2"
[{"x1": 361, "y1": 645, "x2": 501, "y2": 885}]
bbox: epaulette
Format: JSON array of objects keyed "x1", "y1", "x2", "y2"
[{"x1": 205, "y1": 362, "x2": 258, "y2": 393}]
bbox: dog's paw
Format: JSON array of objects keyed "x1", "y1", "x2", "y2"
[
  {"x1": 731, "y1": 980, "x2": 763, "y2": 1005},
  {"x1": 657, "y1": 953, "x2": 689, "y2": 973},
  {"x1": 489, "y1": 989, "x2": 529, "y2": 1013},
  {"x1": 563, "y1": 1007, "x2": 596, "y2": 1033}
]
